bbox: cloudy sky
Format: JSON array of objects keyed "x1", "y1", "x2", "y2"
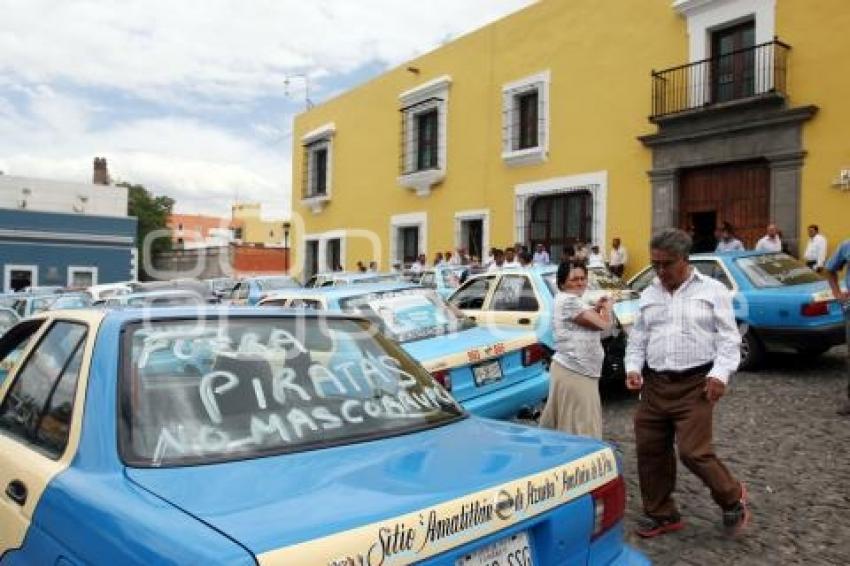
[{"x1": 0, "y1": 0, "x2": 532, "y2": 219}]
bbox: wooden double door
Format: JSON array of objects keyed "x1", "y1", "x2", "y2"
[{"x1": 679, "y1": 161, "x2": 770, "y2": 252}]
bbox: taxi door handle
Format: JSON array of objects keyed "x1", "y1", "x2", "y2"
[
  {"x1": 518, "y1": 318, "x2": 531, "y2": 325},
  {"x1": 5, "y1": 479, "x2": 27, "y2": 506}
]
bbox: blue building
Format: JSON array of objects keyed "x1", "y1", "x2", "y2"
[
  {"x1": 0, "y1": 162, "x2": 138, "y2": 292},
  {"x1": 0, "y1": 209, "x2": 137, "y2": 292}
]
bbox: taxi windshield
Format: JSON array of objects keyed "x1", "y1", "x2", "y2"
[
  {"x1": 120, "y1": 317, "x2": 462, "y2": 467},
  {"x1": 337, "y1": 288, "x2": 475, "y2": 343},
  {"x1": 735, "y1": 253, "x2": 822, "y2": 288}
]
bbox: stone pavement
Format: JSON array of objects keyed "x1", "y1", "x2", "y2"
[{"x1": 600, "y1": 346, "x2": 850, "y2": 566}]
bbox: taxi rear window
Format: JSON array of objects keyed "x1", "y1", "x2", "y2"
[
  {"x1": 735, "y1": 253, "x2": 821, "y2": 288},
  {"x1": 119, "y1": 317, "x2": 462, "y2": 467}
]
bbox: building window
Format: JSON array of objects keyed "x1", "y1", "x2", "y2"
[
  {"x1": 711, "y1": 20, "x2": 756, "y2": 103},
  {"x1": 502, "y1": 70, "x2": 550, "y2": 166},
  {"x1": 397, "y1": 75, "x2": 451, "y2": 197},
  {"x1": 390, "y1": 212, "x2": 427, "y2": 268},
  {"x1": 67, "y1": 266, "x2": 98, "y2": 288},
  {"x1": 415, "y1": 109, "x2": 439, "y2": 171},
  {"x1": 4, "y1": 265, "x2": 37, "y2": 293},
  {"x1": 300, "y1": 123, "x2": 335, "y2": 214},
  {"x1": 304, "y1": 141, "x2": 329, "y2": 197},
  {"x1": 517, "y1": 91, "x2": 539, "y2": 149}
]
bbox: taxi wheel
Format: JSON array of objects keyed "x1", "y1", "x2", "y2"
[{"x1": 739, "y1": 327, "x2": 764, "y2": 371}]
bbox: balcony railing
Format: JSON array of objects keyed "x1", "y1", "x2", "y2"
[{"x1": 651, "y1": 39, "x2": 790, "y2": 119}]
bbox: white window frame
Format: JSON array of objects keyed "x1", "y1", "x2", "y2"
[
  {"x1": 67, "y1": 266, "x2": 98, "y2": 288},
  {"x1": 3, "y1": 264, "x2": 38, "y2": 293},
  {"x1": 674, "y1": 0, "x2": 775, "y2": 62},
  {"x1": 302, "y1": 231, "x2": 347, "y2": 274},
  {"x1": 454, "y1": 209, "x2": 490, "y2": 261},
  {"x1": 390, "y1": 212, "x2": 428, "y2": 266},
  {"x1": 398, "y1": 76, "x2": 451, "y2": 197},
  {"x1": 502, "y1": 70, "x2": 550, "y2": 167},
  {"x1": 300, "y1": 123, "x2": 335, "y2": 214},
  {"x1": 514, "y1": 170, "x2": 608, "y2": 251}
]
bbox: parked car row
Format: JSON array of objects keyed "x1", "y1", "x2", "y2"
[
  {"x1": 443, "y1": 251, "x2": 845, "y2": 375},
  {"x1": 0, "y1": 304, "x2": 646, "y2": 565}
]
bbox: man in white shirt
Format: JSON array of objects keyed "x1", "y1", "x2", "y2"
[
  {"x1": 715, "y1": 223, "x2": 745, "y2": 252},
  {"x1": 487, "y1": 249, "x2": 505, "y2": 272},
  {"x1": 587, "y1": 245, "x2": 606, "y2": 269},
  {"x1": 803, "y1": 224, "x2": 828, "y2": 272},
  {"x1": 502, "y1": 248, "x2": 520, "y2": 268},
  {"x1": 608, "y1": 238, "x2": 628, "y2": 277},
  {"x1": 532, "y1": 243, "x2": 550, "y2": 265},
  {"x1": 754, "y1": 224, "x2": 782, "y2": 252},
  {"x1": 626, "y1": 228, "x2": 749, "y2": 538},
  {"x1": 410, "y1": 254, "x2": 426, "y2": 274}
]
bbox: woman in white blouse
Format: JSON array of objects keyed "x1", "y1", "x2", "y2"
[{"x1": 539, "y1": 262, "x2": 613, "y2": 438}]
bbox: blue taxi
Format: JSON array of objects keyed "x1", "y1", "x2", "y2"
[
  {"x1": 624, "y1": 251, "x2": 846, "y2": 369},
  {"x1": 448, "y1": 266, "x2": 634, "y2": 382},
  {"x1": 0, "y1": 308, "x2": 647, "y2": 565},
  {"x1": 259, "y1": 283, "x2": 550, "y2": 420},
  {"x1": 416, "y1": 266, "x2": 472, "y2": 299}
]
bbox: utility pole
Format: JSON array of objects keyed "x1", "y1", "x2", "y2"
[{"x1": 284, "y1": 74, "x2": 313, "y2": 111}]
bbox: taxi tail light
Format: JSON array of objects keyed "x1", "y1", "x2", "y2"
[
  {"x1": 591, "y1": 475, "x2": 626, "y2": 540},
  {"x1": 522, "y1": 343, "x2": 548, "y2": 366},
  {"x1": 431, "y1": 369, "x2": 452, "y2": 391},
  {"x1": 801, "y1": 301, "x2": 830, "y2": 317}
]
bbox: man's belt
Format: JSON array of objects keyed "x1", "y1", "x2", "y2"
[{"x1": 644, "y1": 362, "x2": 713, "y2": 379}]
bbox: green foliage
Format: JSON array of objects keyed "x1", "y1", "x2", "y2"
[{"x1": 121, "y1": 181, "x2": 175, "y2": 279}]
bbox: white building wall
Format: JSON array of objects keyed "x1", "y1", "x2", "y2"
[{"x1": 0, "y1": 174, "x2": 128, "y2": 217}]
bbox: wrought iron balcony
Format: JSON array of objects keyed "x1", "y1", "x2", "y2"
[{"x1": 651, "y1": 39, "x2": 790, "y2": 119}]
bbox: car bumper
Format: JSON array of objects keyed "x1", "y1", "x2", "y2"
[
  {"x1": 756, "y1": 322, "x2": 847, "y2": 350},
  {"x1": 462, "y1": 370, "x2": 550, "y2": 419}
]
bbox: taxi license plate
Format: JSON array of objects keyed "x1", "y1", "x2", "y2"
[
  {"x1": 473, "y1": 360, "x2": 502, "y2": 386},
  {"x1": 456, "y1": 531, "x2": 533, "y2": 566}
]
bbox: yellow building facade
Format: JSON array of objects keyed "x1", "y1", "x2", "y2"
[
  {"x1": 231, "y1": 203, "x2": 289, "y2": 246},
  {"x1": 291, "y1": 0, "x2": 850, "y2": 279}
]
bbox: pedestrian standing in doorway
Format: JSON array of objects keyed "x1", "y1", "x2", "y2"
[
  {"x1": 503, "y1": 248, "x2": 520, "y2": 268},
  {"x1": 609, "y1": 238, "x2": 628, "y2": 278},
  {"x1": 803, "y1": 225, "x2": 828, "y2": 272},
  {"x1": 825, "y1": 238, "x2": 850, "y2": 416},
  {"x1": 755, "y1": 224, "x2": 782, "y2": 252},
  {"x1": 587, "y1": 245, "x2": 606, "y2": 269},
  {"x1": 626, "y1": 228, "x2": 749, "y2": 537},
  {"x1": 533, "y1": 243, "x2": 550, "y2": 265},
  {"x1": 410, "y1": 254, "x2": 426, "y2": 274},
  {"x1": 715, "y1": 223, "x2": 745, "y2": 252},
  {"x1": 574, "y1": 241, "x2": 588, "y2": 262},
  {"x1": 539, "y1": 263, "x2": 613, "y2": 438}
]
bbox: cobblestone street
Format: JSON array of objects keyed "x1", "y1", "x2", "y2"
[{"x1": 600, "y1": 347, "x2": 850, "y2": 566}]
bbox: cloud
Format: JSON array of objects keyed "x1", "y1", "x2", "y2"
[{"x1": 0, "y1": 0, "x2": 533, "y2": 219}]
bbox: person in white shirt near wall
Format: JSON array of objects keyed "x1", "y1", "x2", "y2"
[
  {"x1": 625, "y1": 228, "x2": 749, "y2": 539},
  {"x1": 608, "y1": 237, "x2": 628, "y2": 277},
  {"x1": 539, "y1": 262, "x2": 612, "y2": 438},
  {"x1": 715, "y1": 222, "x2": 745, "y2": 252},
  {"x1": 532, "y1": 243, "x2": 550, "y2": 265},
  {"x1": 803, "y1": 224, "x2": 828, "y2": 272},
  {"x1": 754, "y1": 223, "x2": 782, "y2": 252}
]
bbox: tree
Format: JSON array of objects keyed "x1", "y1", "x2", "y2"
[{"x1": 121, "y1": 181, "x2": 175, "y2": 280}]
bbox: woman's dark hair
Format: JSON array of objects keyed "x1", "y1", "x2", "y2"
[{"x1": 556, "y1": 261, "x2": 587, "y2": 288}]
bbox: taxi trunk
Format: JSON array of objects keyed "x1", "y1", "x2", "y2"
[
  {"x1": 125, "y1": 417, "x2": 639, "y2": 566},
  {"x1": 400, "y1": 326, "x2": 549, "y2": 419}
]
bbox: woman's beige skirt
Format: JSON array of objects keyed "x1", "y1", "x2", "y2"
[{"x1": 539, "y1": 361, "x2": 602, "y2": 439}]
